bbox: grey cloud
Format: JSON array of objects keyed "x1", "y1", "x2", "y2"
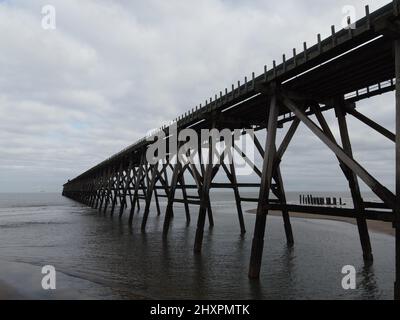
[{"x1": 0, "y1": 0, "x2": 395, "y2": 193}]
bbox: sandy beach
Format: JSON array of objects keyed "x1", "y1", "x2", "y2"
[
  {"x1": 247, "y1": 209, "x2": 395, "y2": 237},
  {"x1": 0, "y1": 259, "x2": 99, "y2": 300},
  {"x1": 0, "y1": 281, "x2": 24, "y2": 300}
]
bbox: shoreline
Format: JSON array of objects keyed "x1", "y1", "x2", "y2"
[
  {"x1": 247, "y1": 209, "x2": 395, "y2": 237},
  {"x1": 0, "y1": 258, "x2": 150, "y2": 300}
]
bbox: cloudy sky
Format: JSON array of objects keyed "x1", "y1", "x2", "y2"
[{"x1": 0, "y1": 0, "x2": 395, "y2": 193}]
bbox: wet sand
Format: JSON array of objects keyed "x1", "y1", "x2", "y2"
[
  {"x1": 0, "y1": 281, "x2": 24, "y2": 300},
  {"x1": 0, "y1": 259, "x2": 95, "y2": 300},
  {"x1": 247, "y1": 209, "x2": 395, "y2": 237},
  {"x1": 0, "y1": 191, "x2": 394, "y2": 300}
]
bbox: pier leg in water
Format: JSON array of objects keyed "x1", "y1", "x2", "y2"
[
  {"x1": 130, "y1": 155, "x2": 145, "y2": 224},
  {"x1": 252, "y1": 131, "x2": 293, "y2": 243},
  {"x1": 275, "y1": 166, "x2": 294, "y2": 246},
  {"x1": 230, "y1": 162, "x2": 246, "y2": 234},
  {"x1": 142, "y1": 165, "x2": 158, "y2": 231},
  {"x1": 119, "y1": 162, "x2": 132, "y2": 218},
  {"x1": 194, "y1": 119, "x2": 216, "y2": 253},
  {"x1": 249, "y1": 95, "x2": 278, "y2": 279},
  {"x1": 335, "y1": 99, "x2": 373, "y2": 263},
  {"x1": 180, "y1": 172, "x2": 191, "y2": 223},
  {"x1": 163, "y1": 162, "x2": 181, "y2": 235},
  {"x1": 313, "y1": 100, "x2": 373, "y2": 263},
  {"x1": 111, "y1": 164, "x2": 123, "y2": 216},
  {"x1": 103, "y1": 167, "x2": 116, "y2": 215}
]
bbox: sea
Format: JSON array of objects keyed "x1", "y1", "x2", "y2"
[{"x1": 0, "y1": 191, "x2": 395, "y2": 300}]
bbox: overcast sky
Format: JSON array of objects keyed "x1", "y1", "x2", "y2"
[{"x1": 0, "y1": 0, "x2": 395, "y2": 193}]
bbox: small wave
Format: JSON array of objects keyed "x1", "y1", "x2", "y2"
[
  {"x1": 8, "y1": 258, "x2": 152, "y2": 299},
  {"x1": 0, "y1": 221, "x2": 71, "y2": 229}
]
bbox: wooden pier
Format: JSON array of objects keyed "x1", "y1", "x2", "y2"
[{"x1": 63, "y1": 2, "x2": 400, "y2": 299}]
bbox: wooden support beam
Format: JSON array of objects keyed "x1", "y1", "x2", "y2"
[
  {"x1": 346, "y1": 106, "x2": 395, "y2": 142},
  {"x1": 217, "y1": 156, "x2": 246, "y2": 234},
  {"x1": 249, "y1": 95, "x2": 279, "y2": 279},
  {"x1": 98, "y1": 168, "x2": 111, "y2": 212},
  {"x1": 91, "y1": 174, "x2": 100, "y2": 208},
  {"x1": 275, "y1": 118, "x2": 300, "y2": 162},
  {"x1": 311, "y1": 101, "x2": 374, "y2": 262},
  {"x1": 252, "y1": 132, "x2": 294, "y2": 246},
  {"x1": 230, "y1": 161, "x2": 246, "y2": 234},
  {"x1": 126, "y1": 167, "x2": 137, "y2": 213},
  {"x1": 130, "y1": 155, "x2": 145, "y2": 224},
  {"x1": 260, "y1": 204, "x2": 394, "y2": 222},
  {"x1": 141, "y1": 164, "x2": 159, "y2": 231},
  {"x1": 152, "y1": 163, "x2": 170, "y2": 197},
  {"x1": 274, "y1": 166, "x2": 294, "y2": 246},
  {"x1": 89, "y1": 175, "x2": 98, "y2": 207},
  {"x1": 111, "y1": 164, "x2": 123, "y2": 216},
  {"x1": 335, "y1": 99, "x2": 373, "y2": 262},
  {"x1": 119, "y1": 172, "x2": 128, "y2": 212},
  {"x1": 194, "y1": 119, "x2": 217, "y2": 253},
  {"x1": 198, "y1": 142, "x2": 206, "y2": 178},
  {"x1": 283, "y1": 96, "x2": 396, "y2": 210},
  {"x1": 174, "y1": 199, "x2": 202, "y2": 205},
  {"x1": 94, "y1": 171, "x2": 104, "y2": 209},
  {"x1": 103, "y1": 167, "x2": 116, "y2": 214},
  {"x1": 119, "y1": 162, "x2": 133, "y2": 218},
  {"x1": 163, "y1": 161, "x2": 182, "y2": 235},
  {"x1": 196, "y1": 137, "x2": 214, "y2": 228},
  {"x1": 163, "y1": 157, "x2": 182, "y2": 237},
  {"x1": 180, "y1": 171, "x2": 191, "y2": 223},
  {"x1": 154, "y1": 184, "x2": 161, "y2": 216},
  {"x1": 233, "y1": 142, "x2": 263, "y2": 178}
]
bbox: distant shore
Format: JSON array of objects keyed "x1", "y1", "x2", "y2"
[{"x1": 247, "y1": 209, "x2": 395, "y2": 237}]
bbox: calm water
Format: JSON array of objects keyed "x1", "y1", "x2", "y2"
[{"x1": 0, "y1": 192, "x2": 395, "y2": 299}]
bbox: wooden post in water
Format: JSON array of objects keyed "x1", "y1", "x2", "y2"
[
  {"x1": 194, "y1": 119, "x2": 216, "y2": 252},
  {"x1": 230, "y1": 161, "x2": 246, "y2": 234},
  {"x1": 130, "y1": 154, "x2": 145, "y2": 224},
  {"x1": 249, "y1": 95, "x2": 279, "y2": 278},
  {"x1": 111, "y1": 163, "x2": 123, "y2": 216},
  {"x1": 163, "y1": 161, "x2": 182, "y2": 235},
  {"x1": 180, "y1": 171, "x2": 191, "y2": 223},
  {"x1": 142, "y1": 164, "x2": 158, "y2": 231}
]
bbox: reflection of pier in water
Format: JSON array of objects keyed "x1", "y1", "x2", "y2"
[{"x1": 62, "y1": 2, "x2": 400, "y2": 299}]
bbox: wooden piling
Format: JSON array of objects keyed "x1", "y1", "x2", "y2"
[
  {"x1": 194, "y1": 120, "x2": 216, "y2": 252},
  {"x1": 249, "y1": 95, "x2": 279, "y2": 278},
  {"x1": 336, "y1": 98, "x2": 373, "y2": 262}
]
